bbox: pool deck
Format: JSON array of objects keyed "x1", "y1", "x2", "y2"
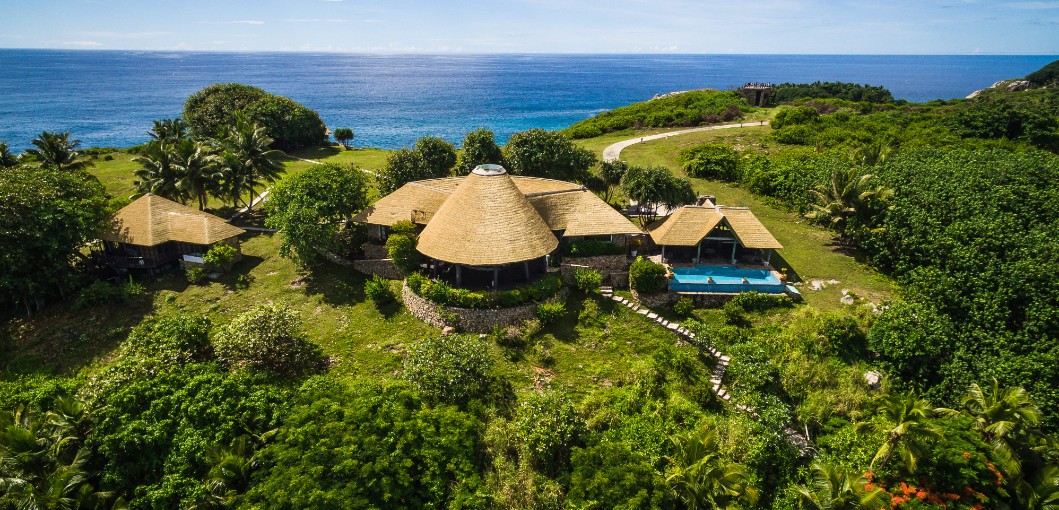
[{"x1": 662, "y1": 260, "x2": 789, "y2": 295}]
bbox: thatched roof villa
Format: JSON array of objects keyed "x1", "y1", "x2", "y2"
[
  {"x1": 99, "y1": 194, "x2": 244, "y2": 273},
  {"x1": 648, "y1": 201, "x2": 782, "y2": 265},
  {"x1": 354, "y1": 164, "x2": 641, "y2": 287}
]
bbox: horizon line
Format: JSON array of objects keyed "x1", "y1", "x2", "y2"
[{"x1": 2, "y1": 47, "x2": 1057, "y2": 57}]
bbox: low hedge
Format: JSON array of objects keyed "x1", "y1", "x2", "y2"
[
  {"x1": 629, "y1": 257, "x2": 668, "y2": 294},
  {"x1": 406, "y1": 273, "x2": 562, "y2": 309},
  {"x1": 562, "y1": 239, "x2": 626, "y2": 257}
]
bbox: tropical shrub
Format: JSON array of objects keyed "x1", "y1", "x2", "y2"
[
  {"x1": 202, "y1": 242, "x2": 237, "y2": 272},
  {"x1": 771, "y1": 82, "x2": 894, "y2": 104},
  {"x1": 212, "y1": 304, "x2": 323, "y2": 377},
  {"x1": 385, "y1": 231, "x2": 420, "y2": 273},
  {"x1": 673, "y1": 296, "x2": 695, "y2": 317},
  {"x1": 364, "y1": 274, "x2": 395, "y2": 306},
  {"x1": 567, "y1": 442, "x2": 674, "y2": 510},
  {"x1": 185, "y1": 265, "x2": 207, "y2": 284},
  {"x1": 679, "y1": 143, "x2": 740, "y2": 180},
  {"x1": 629, "y1": 256, "x2": 667, "y2": 294},
  {"x1": 564, "y1": 238, "x2": 626, "y2": 257},
  {"x1": 573, "y1": 267, "x2": 603, "y2": 293},
  {"x1": 729, "y1": 291, "x2": 793, "y2": 312},
  {"x1": 458, "y1": 128, "x2": 505, "y2": 173},
  {"x1": 536, "y1": 300, "x2": 567, "y2": 324},
  {"x1": 515, "y1": 390, "x2": 585, "y2": 475},
  {"x1": 74, "y1": 278, "x2": 146, "y2": 310},
  {"x1": 402, "y1": 335, "x2": 493, "y2": 406}
]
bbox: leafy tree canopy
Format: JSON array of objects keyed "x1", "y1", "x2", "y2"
[
  {"x1": 183, "y1": 83, "x2": 327, "y2": 151},
  {"x1": 0, "y1": 165, "x2": 110, "y2": 313},
  {"x1": 563, "y1": 90, "x2": 749, "y2": 139},
  {"x1": 504, "y1": 128, "x2": 596, "y2": 182},
  {"x1": 458, "y1": 128, "x2": 504, "y2": 173},
  {"x1": 264, "y1": 162, "x2": 369, "y2": 266}
]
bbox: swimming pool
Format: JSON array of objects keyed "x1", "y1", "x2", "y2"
[{"x1": 669, "y1": 265, "x2": 785, "y2": 294}]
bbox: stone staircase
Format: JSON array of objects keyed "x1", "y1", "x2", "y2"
[{"x1": 601, "y1": 286, "x2": 812, "y2": 456}]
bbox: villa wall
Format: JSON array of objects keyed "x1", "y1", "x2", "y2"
[
  {"x1": 564, "y1": 254, "x2": 628, "y2": 271},
  {"x1": 360, "y1": 243, "x2": 389, "y2": 260},
  {"x1": 401, "y1": 282, "x2": 541, "y2": 333},
  {"x1": 632, "y1": 289, "x2": 673, "y2": 308},
  {"x1": 352, "y1": 259, "x2": 404, "y2": 280}
]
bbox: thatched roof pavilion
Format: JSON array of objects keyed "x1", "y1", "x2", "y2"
[
  {"x1": 417, "y1": 164, "x2": 558, "y2": 267},
  {"x1": 648, "y1": 204, "x2": 781, "y2": 264},
  {"x1": 356, "y1": 164, "x2": 641, "y2": 287},
  {"x1": 99, "y1": 194, "x2": 244, "y2": 271}
]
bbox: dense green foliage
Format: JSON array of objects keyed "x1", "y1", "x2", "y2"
[
  {"x1": 25, "y1": 131, "x2": 91, "y2": 172},
  {"x1": 378, "y1": 136, "x2": 458, "y2": 194},
  {"x1": 332, "y1": 127, "x2": 354, "y2": 148},
  {"x1": 0, "y1": 165, "x2": 110, "y2": 314},
  {"x1": 242, "y1": 379, "x2": 484, "y2": 509},
  {"x1": 1025, "y1": 59, "x2": 1059, "y2": 87},
  {"x1": 402, "y1": 335, "x2": 494, "y2": 407},
  {"x1": 406, "y1": 272, "x2": 562, "y2": 309},
  {"x1": 573, "y1": 267, "x2": 603, "y2": 293},
  {"x1": 264, "y1": 162, "x2": 369, "y2": 266},
  {"x1": 679, "y1": 143, "x2": 739, "y2": 180},
  {"x1": 629, "y1": 256, "x2": 668, "y2": 294},
  {"x1": 386, "y1": 220, "x2": 422, "y2": 273},
  {"x1": 503, "y1": 128, "x2": 596, "y2": 181},
  {"x1": 563, "y1": 90, "x2": 748, "y2": 138},
  {"x1": 458, "y1": 128, "x2": 505, "y2": 173},
  {"x1": 183, "y1": 83, "x2": 327, "y2": 151},
  {"x1": 620, "y1": 165, "x2": 696, "y2": 225},
  {"x1": 771, "y1": 81, "x2": 894, "y2": 105},
  {"x1": 562, "y1": 239, "x2": 626, "y2": 257},
  {"x1": 212, "y1": 303, "x2": 323, "y2": 377}
]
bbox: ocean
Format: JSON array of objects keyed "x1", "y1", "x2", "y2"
[{"x1": 0, "y1": 50, "x2": 1054, "y2": 152}]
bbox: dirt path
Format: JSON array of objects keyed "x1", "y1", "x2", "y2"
[{"x1": 601, "y1": 121, "x2": 770, "y2": 162}]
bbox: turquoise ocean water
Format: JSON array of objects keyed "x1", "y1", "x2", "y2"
[{"x1": 0, "y1": 50, "x2": 1054, "y2": 151}]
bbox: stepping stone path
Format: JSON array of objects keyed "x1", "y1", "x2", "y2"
[{"x1": 605, "y1": 288, "x2": 813, "y2": 456}]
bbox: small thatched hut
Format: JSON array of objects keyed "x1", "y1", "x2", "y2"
[
  {"x1": 648, "y1": 204, "x2": 782, "y2": 265},
  {"x1": 99, "y1": 194, "x2": 245, "y2": 273}
]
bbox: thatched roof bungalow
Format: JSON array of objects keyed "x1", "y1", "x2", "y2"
[
  {"x1": 355, "y1": 165, "x2": 641, "y2": 287},
  {"x1": 648, "y1": 203, "x2": 782, "y2": 265},
  {"x1": 99, "y1": 194, "x2": 244, "y2": 272}
]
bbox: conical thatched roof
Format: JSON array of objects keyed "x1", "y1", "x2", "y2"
[
  {"x1": 102, "y1": 194, "x2": 245, "y2": 247},
  {"x1": 417, "y1": 165, "x2": 558, "y2": 266}
]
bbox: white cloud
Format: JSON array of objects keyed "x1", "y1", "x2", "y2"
[{"x1": 77, "y1": 31, "x2": 174, "y2": 38}]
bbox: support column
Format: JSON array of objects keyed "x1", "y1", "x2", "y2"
[
  {"x1": 456, "y1": 264, "x2": 462, "y2": 287},
  {"x1": 524, "y1": 261, "x2": 530, "y2": 281},
  {"x1": 730, "y1": 241, "x2": 738, "y2": 265},
  {"x1": 661, "y1": 245, "x2": 666, "y2": 262},
  {"x1": 766, "y1": 250, "x2": 772, "y2": 265},
  {"x1": 493, "y1": 267, "x2": 500, "y2": 289},
  {"x1": 695, "y1": 242, "x2": 702, "y2": 264}
]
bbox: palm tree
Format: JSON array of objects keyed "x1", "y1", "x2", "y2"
[
  {"x1": 218, "y1": 114, "x2": 283, "y2": 212},
  {"x1": 0, "y1": 141, "x2": 18, "y2": 167},
  {"x1": 133, "y1": 141, "x2": 187, "y2": 203},
  {"x1": 938, "y1": 378, "x2": 1042, "y2": 478},
  {"x1": 25, "y1": 131, "x2": 90, "y2": 172},
  {"x1": 806, "y1": 166, "x2": 893, "y2": 244},
  {"x1": 851, "y1": 142, "x2": 892, "y2": 168},
  {"x1": 148, "y1": 118, "x2": 189, "y2": 143},
  {"x1": 795, "y1": 459, "x2": 887, "y2": 510},
  {"x1": 172, "y1": 139, "x2": 222, "y2": 210},
  {"x1": 665, "y1": 425, "x2": 759, "y2": 509},
  {"x1": 1015, "y1": 465, "x2": 1059, "y2": 510},
  {"x1": 857, "y1": 392, "x2": 941, "y2": 474}
]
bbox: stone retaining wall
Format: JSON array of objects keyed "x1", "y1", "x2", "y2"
[
  {"x1": 360, "y1": 243, "x2": 389, "y2": 260},
  {"x1": 563, "y1": 254, "x2": 628, "y2": 271},
  {"x1": 352, "y1": 259, "x2": 404, "y2": 280},
  {"x1": 632, "y1": 289, "x2": 672, "y2": 308},
  {"x1": 401, "y1": 282, "x2": 542, "y2": 333}
]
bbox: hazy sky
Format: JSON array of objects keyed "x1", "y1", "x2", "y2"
[{"x1": 2, "y1": 0, "x2": 1057, "y2": 54}]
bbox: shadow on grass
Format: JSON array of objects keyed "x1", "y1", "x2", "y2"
[
  {"x1": 824, "y1": 240, "x2": 873, "y2": 265},
  {"x1": 769, "y1": 252, "x2": 802, "y2": 283},
  {"x1": 302, "y1": 262, "x2": 367, "y2": 307},
  {"x1": 286, "y1": 145, "x2": 342, "y2": 161}
]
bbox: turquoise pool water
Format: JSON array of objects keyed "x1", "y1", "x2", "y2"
[{"x1": 669, "y1": 265, "x2": 785, "y2": 294}]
